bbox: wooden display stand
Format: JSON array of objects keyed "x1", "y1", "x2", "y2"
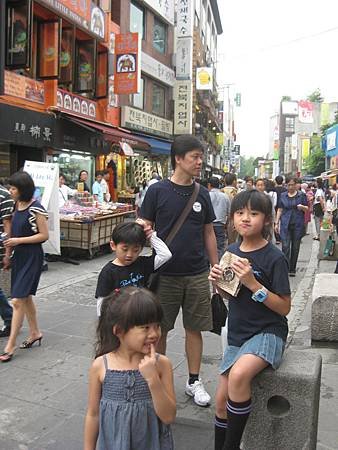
[{"x1": 60, "y1": 211, "x2": 135, "y2": 258}]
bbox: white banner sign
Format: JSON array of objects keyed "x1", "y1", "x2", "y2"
[
  {"x1": 141, "y1": 52, "x2": 175, "y2": 86},
  {"x1": 196, "y1": 67, "x2": 213, "y2": 90},
  {"x1": 121, "y1": 106, "x2": 173, "y2": 139},
  {"x1": 177, "y1": 0, "x2": 194, "y2": 38},
  {"x1": 23, "y1": 161, "x2": 60, "y2": 255},
  {"x1": 327, "y1": 131, "x2": 337, "y2": 151},
  {"x1": 298, "y1": 100, "x2": 314, "y2": 124},
  {"x1": 143, "y1": 0, "x2": 174, "y2": 25},
  {"x1": 174, "y1": 80, "x2": 192, "y2": 134},
  {"x1": 176, "y1": 37, "x2": 193, "y2": 79}
]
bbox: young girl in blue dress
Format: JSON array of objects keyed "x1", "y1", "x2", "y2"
[
  {"x1": 209, "y1": 190, "x2": 291, "y2": 450},
  {"x1": 84, "y1": 287, "x2": 176, "y2": 450}
]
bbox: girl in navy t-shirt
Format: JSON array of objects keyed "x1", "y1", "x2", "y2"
[{"x1": 209, "y1": 190, "x2": 291, "y2": 450}]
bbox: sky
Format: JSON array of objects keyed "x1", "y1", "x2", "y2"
[{"x1": 216, "y1": 0, "x2": 338, "y2": 158}]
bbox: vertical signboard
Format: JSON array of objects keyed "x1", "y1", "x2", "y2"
[
  {"x1": 174, "y1": 80, "x2": 192, "y2": 134},
  {"x1": 298, "y1": 100, "x2": 314, "y2": 124},
  {"x1": 23, "y1": 161, "x2": 60, "y2": 255},
  {"x1": 143, "y1": 0, "x2": 174, "y2": 25},
  {"x1": 301, "y1": 138, "x2": 310, "y2": 170},
  {"x1": 175, "y1": 0, "x2": 193, "y2": 135},
  {"x1": 114, "y1": 33, "x2": 141, "y2": 94}
]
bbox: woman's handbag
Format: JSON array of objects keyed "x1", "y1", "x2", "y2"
[
  {"x1": 313, "y1": 202, "x2": 324, "y2": 217},
  {"x1": 210, "y1": 293, "x2": 228, "y2": 336},
  {"x1": 147, "y1": 182, "x2": 201, "y2": 292}
]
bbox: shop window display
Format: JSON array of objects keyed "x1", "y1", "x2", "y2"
[{"x1": 53, "y1": 152, "x2": 94, "y2": 189}]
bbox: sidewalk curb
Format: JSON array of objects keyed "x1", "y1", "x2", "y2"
[{"x1": 287, "y1": 234, "x2": 319, "y2": 347}]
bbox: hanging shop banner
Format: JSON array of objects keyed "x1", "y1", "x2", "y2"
[
  {"x1": 38, "y1": 0, "x2": 105, "y2": 40},
  {"x1": 298, "y1": 100, "x2": 314, "y2": 124},
  {"x1": 177, "y1": 0, "x2": 194, "y2": 37},
  {"x1": 196, "y1": 67, "x2": 213, "y2": 90},
  {"x1": 174, "y1": 80, "x2": 192, "y2": 134},
  {"x1": 23, "y1": 161, "x2": 60, "y2": 255},
  {"x1": 301, "y1": 138, "x2": 310, "y2": 170},
  {"x1": 320, "y1": 103, "x2": 330, "y2": 126},
  {"x1": 121, "y1": 106, "x2": 173, "y2": 139},
  {"x1": 5, "y1": 70, "x2": 45, "y2": 104},
  {"x1": 6, "y1": 0, "x2": 32, "y2": 68},
  {"x1": 56, "y1": 89, "x2": 97, "y2": 119},
  {"x1": 281, "y1": 101, "x2": 298, "y2": 115},
  {"x1": 141, "y1": 52, "x2": 175, "y2": 87},
  {"x1": 176, "y1": 37, "x2": 193, "y2": 79},
  {"x1": 114, "y1": 33, "x2": 141, "y2": 95},
  {"x1": 143, "y1": 0, "x2": 174, "y2": 25}
]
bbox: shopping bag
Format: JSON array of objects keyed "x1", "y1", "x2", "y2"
[
  {"x1": 210, "y1": 293, "x2": 228, "y2": 335},
  {"x1": 323, "y1": 235, "x2": 336, "y2": 257}
]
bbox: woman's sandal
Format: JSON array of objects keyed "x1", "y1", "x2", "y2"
[
  {"x1": 0, "y1": 352, "x2": 14, "y2": 363},
  {"x1": 20, "y1": 335, "x2": 43, "y2": 349}
]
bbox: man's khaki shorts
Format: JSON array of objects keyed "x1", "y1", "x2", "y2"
[{"x1": 157, "y1": 271, "x2": 212, "y2": 332}]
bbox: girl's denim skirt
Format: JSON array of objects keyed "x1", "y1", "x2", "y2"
[{"x1": 219, "y1": 332, "x2": 285, "y2": 374}]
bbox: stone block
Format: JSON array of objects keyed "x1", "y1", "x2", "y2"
[
  {"x1": 242, "y1": 349, "x2": 322, "y2": 450},
  {"x1": 312, "y1": 273, "x2": 338, "y2": 341}
]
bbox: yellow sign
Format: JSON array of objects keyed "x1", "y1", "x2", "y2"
[{"x1": 301, "y1": 138, "x2": 310, "y2": 169}]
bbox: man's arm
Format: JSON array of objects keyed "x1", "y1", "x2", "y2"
[{"x1": 204, "y1": 223, "x2": 218, "y2": 265}]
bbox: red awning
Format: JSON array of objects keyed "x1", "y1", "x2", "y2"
[{"x1": 65, "y1": 116, "x2": 151, "y2": 152}]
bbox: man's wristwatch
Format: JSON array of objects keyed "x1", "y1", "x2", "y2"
[{"x1": 251, "y1": 286, "x2": 268, "y2": 303}]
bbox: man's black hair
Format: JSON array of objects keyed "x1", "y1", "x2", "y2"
[
  {"x1": 111, "y1": 222, "x2": 146, "y2": 247},
  {"x1": 275, "y1": 175, "x2": 283, "y2": 185},
  {"x1": 95, "y1": 170, "x2": 103, "y2": 178},
  {"x1": 224, "y1": 173, "x2": 237, "y2": 186},
  {"x1": 208, "y1": 177, "x2": 220, "y2": 189},
  {"x1": 8, "y1": 171, "x2": 35, "y2": 202},
  {"x1": 171, "y1": 134, "x2": 204, "y2": 170}
]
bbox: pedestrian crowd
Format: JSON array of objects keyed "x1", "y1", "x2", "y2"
[{"x1": 1, "y1": 134, "x2": 338, "y2": 449}]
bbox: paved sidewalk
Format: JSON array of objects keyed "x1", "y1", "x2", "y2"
[{"x1": 0, "y1": 235, "x2": 337, "y2": 449}]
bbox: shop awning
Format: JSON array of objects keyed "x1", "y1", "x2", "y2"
[
  {"x1": 133, "y1": 134, "x2": 172, "y2": 155},
  {"x1": 64, "y1": 116, "x2": 151, "y2": 152}
]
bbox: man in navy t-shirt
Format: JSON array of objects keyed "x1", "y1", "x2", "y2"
[{"x1": 141, "y1": 134, "x2": 218, "y2": 407}]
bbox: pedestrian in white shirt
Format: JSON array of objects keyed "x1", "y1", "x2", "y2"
[
  {"x1": 58, "y1": 174, "x2": 76, "y2": 208},
  {"x1": 101, "y1": 170, "x2": 111, "y2": 202}
]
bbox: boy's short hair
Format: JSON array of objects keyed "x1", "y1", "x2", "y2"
[
  {"x1": 112, "y1": 222, "x2": 146, "y2": 247},
  {"x1": 171, "y1": 134, "x2": 204, "y2": 170},
  {"x1": 95, "y1": 170, "x2": 103, "y2": 178}
]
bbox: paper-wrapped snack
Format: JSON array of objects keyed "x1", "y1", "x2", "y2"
[{"x1": 216, "y1": 251, "x2": 248, "y2": 297}]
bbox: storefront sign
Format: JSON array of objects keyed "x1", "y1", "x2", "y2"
[
  {"x1": 177, "y1": 0, "x2": 194, "y2": 37},
  {"x1": 174, "y1": 80, "x2": 192, "y2": 134},
  {"x1": 121, "y1": 106, "x2": 173, "y2": 139},
  {"x1": 5, "y1": 70, "x2": 44, "y2": 104},
  {"x1": 298, "y1": 100, "x2": 314, "y2": 124},
  {"x1": 38, "y1": 0, "x2": 105, "y2": 39},
  {"x1": 0, "y1": 103, "x2": 54, "y2": 148},
  {"x1": 141, "y1": 52, "x2": 175, "y2": 87},
  {"x1": 143, "y1": 0, "x2": 174, "y2": 25},
  {"x1": 176, "y1": 37, "x2": 193, "y2": 79},
  {"x1": 56, "y1": 89, "x2": 97, "y2": 119},
  {"x1": 196, "y1": 67, "x2": 213, "y2": 90},
  {"x1": 327, "y1": 130, "x2": 337, "y2": 152},
  {"x1": 281, "y1": 101, "x2": 298, "y2": 115},
  {"x1": 114, "y1": 33, "x2": 141, "y2": 94},
  {"x1": 23, "y1": 161, "x2": 60, "y2": 255}
]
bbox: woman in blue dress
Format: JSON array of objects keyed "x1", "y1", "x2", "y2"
[{"x1": 0, "y1": 172, "x2": 48, "y2": 362}]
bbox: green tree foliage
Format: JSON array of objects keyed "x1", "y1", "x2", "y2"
[
  {"x1": 304, "y1": 135, "x2": 325, "y2": 175},
  {"x1": 239, "y1": 156, "x2": 255, "y2": 178},
  {"x1": 281, "y1": 96, "x2": 291, "y2": 102},
  {"x1": 307, "y1": 88, "x2": 324, "y2": 103}
]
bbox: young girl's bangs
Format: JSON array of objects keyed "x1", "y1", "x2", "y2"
[
  {"x1": 230, "y1": 190, "x2": 272, "y2": 218},
  {"x1": 120, "y1": 290, "x2": 163, "y2": 330}
]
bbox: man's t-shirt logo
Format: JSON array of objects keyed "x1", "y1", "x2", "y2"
[{"x1": 193, "y1": 201, "x2": 202, "y2": 213}]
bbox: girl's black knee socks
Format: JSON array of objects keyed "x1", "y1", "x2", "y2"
[
  {"x1": 223, "y1": 398, "x2": 252, "y2": 450},
  {"x1": 214, "y1": 415, "x2": 228, "y2": 450}
]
